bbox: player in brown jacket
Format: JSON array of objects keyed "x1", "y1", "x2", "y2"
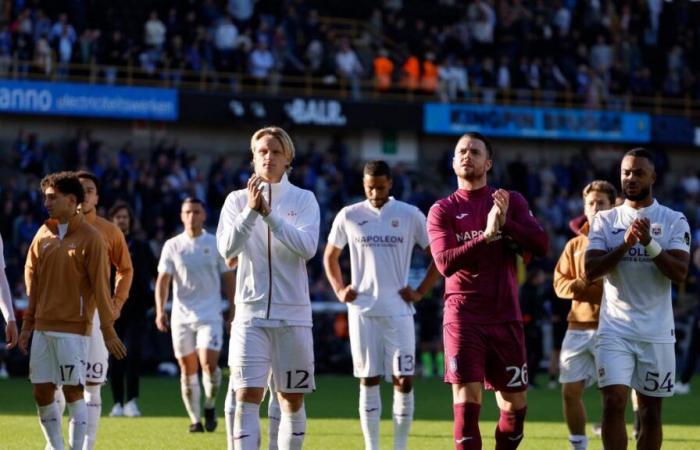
[
  {"x1": 75, "y1": 170, "x2": 133, "y2": 449},
  {"x1": 553, "y1": 180, "x2": 616, "y2": 450},
  {"x1": 18, "y1": 171, "x2": 126, "y2": 450}
]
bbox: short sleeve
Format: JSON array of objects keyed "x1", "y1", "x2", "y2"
[
  {"x1": 666, "y1": 214, "x2": 691, "y2": 253},
  {"x1": 412, "y1": 207, "x2": 430, "y2": 249},
  {"x1": 586, "y1": 212, "x2": 609, "y2": 252},
  {"x1": 327, "y1": 209, "x2": 348, "y2": 249},
  {"x1": 157, "y1": 241, "x2": 175, "y2": 275}
]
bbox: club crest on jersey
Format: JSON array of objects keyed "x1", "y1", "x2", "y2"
[
  {"x1": 650, "y1": 223, "x2": 663, "y2": 237},
  {"x1": 391, "y1": 219, "x2": 400, "y2": 228}
]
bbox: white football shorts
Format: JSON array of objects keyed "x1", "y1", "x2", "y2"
[
  {"x1": 171, "y1": 319, "x2": 224, "y2": 358},
  {"x1": 596, "y1": 334, "x2": 676, "y2": 397},
  {"x1": 559, "y1": 329, "x2": 597, "y2": 387},
  {"x1": 30, "y1": 330, "x2": 88, "y2": 386},
  {"x1": 349, "y1": 313, "x2": 415, "y2": 381}
]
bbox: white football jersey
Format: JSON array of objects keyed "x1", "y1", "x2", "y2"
[
  {"x1": 328, "y1": 198, "x2": 430, "y2": 317},
  {"x1": 587, "y1": 200, "x2": 691, "y2": 343},
  {"x1": 158, "y1": 230, "x2": 231, "y2": 324}
]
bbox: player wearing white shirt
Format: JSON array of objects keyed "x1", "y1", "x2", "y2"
[
  {"x1": 156, "y1": 198, "x2": 235, "y2": 433},
  {"x1": 324, "y1": 160, "x2": 440, "y2": 450},
  {"x1": 0, "y1": 232, "x2": 18, "y2": 355},
  {"x1": 586, "y1": 148, "x2": 690, "y2": 450},
  {"x1": 217, "y1": 126, "x2": 320, "y2": 450}
]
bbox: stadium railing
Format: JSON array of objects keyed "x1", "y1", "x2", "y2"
[{"x1": 0, "y1": 56, "x2": 697, "y2": 118}]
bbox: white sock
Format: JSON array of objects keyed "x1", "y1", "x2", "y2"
[
  {"x1": 278, "y1": 404, "x2": 306, "y2": 450},
  {"x1": 569, "y1": 434, "x2": 588, "y2": 450},
  {"x1": 82, "y1": 385, "x2": 101, "y2": 450},
  {"x1": 203, "y1": 367, "x2": 222, "y2": 409},
  {"x1": 181, "y1": 374, "x2": 201, "y2": 424},
  {"x1": 359, "y1": 384, "x2": 381, "y2": 450},
  {"x1": 233, "y1": 402, "x2": 261, "y2": 450},
  {"x1": 67, "y1": 399, "x2": 87, "y2": 450},
  {"x1": 392, "y1": 390, "x2": 414, "y2": 450},
  {"x1": 55, "y1": 387, "x2": 66, "y2": 416},
  {"x1": 268, "y1": 391, "x2": 281, "y2": 450},
  {"x1": 38, "y1": 401, "x2": 64, "y2": 450},
  {"x1": 224, "y1": 377, "x2": 237, "y2": 450}
]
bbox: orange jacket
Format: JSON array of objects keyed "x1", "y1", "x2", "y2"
[
  {"x1": 401, "y1": 56, "x2": 420, "y2": 90},
  {"x1": 553, "y1": 223, "x2": 601, "y2": 329},
  {"x1": 84, "y1": 209, "x2": 133, "y2": 312},
  {"x1": 23, "y1": 213, "x2": 116, "y2": 340},
  {"x1": 421, "y1": 60, "x2": 439, "y2": 92},
  {"x1": 373, "y1": 56, "x2": 394, "y2": 90}
]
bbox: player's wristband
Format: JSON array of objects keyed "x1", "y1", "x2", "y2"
[{"x1": 645, "y1": 239, "x2": 662, "y2": 259}]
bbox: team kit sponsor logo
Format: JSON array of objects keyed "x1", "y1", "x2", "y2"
[{"x1": 353, "y1": 235, "x2": 404, "y2": 247}]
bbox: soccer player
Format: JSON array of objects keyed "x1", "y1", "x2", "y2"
[
  {"x1": 217, "y1": 126, "x2": 319, "y2": 450},
  {"x1": 426, "y1": 132, "x2": 548, "y2": 449},
  {"x1": 323, "y1": 160, "x2": 441, "y2": 450},
  {"x1": 18, "y1": 171, "x2": 126, "y2": 450},
  {"x1": 585, "y1": 148, "x2": 691, "y2": 450},
  {"x1": 68, "y1": 170, "x2": 133, "y2": 449},
  {"x1": 553, "y1": 180, "x2": 616, "y2": 450},
  {"x1": 107, "y1": 201, "x2": 158, "y2": 417},
  {"x1": 156, "y1": 197, "x2": 235, "y2": 432},
  {"x1": 1, "y1": 232, "x2": 18, "y2": 352}
]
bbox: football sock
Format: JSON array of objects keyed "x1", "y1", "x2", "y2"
[
  {"x1": 494, "y1": 407, "x2": 526, "y2": 449},
  {"x1": 268, "y1": 391, "x2": 281, "y2": 450},
  {"x1": 453, "y1": 402, "x2": 481, "y2": 450},
  {"x1": 359, "y1": 384, "x2": 381, "y2": 450},
  {"x1": 38, "y1": 401, "x2": 64, "y2": 450},
  {"x1": 568, "y1": 434, "x2": 588, "y2": 450},
  {"x1": 180, "y1": 373, "x2": 201, "y2": 424},
  {"x1": 55, "y1": 387, "x2": 66, "y2": 416},
  {"x1": 233, "y1": 402, "x2": 261, "y2": 450},
  {"x1": 67, "y1": 399, "x2": 87, "y2": 450},
  {"x1": 278, "y1": 404, "x2": 306, "y2": 450},
  {"x1": 224, "y1": 377, "x2": 236, "y2": 450},
  {"x1": 82, "y1": 385, "x2": 101, "y2": 450},
  {"x1": 392, "y1": 389, "x2": 414, "y2": 450},
  {"x1": 203, "y1": 367, "x2": 222, "y2": 409}
]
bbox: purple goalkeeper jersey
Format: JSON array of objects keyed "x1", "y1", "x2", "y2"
[{"x1": 427, "y1": 185, "x2": 548, "y2": 325}]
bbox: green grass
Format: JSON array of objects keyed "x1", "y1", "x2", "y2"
[{"x1": 1, "y1": 374, "x2": 699, "y2": 449}]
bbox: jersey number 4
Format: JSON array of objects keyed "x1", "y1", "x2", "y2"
[{"x1": 285, "y1": 370, "x2": 310, "y2": 389}]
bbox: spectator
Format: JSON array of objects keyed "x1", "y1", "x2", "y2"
[
  {"x1": 334, "y1": 37, "x2": 363, "y2": 99},
  {"x1": 144, "y1": 11, "x2": 166, "y2": 49},
  {"x1": 248, "y1": 39, "x2": 275, "y2": 80},
  {"x1": 373, "y1": 48, "x2": 394, "y2": 91}
]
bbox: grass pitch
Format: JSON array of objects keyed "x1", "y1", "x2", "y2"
[{"x1": 0, "y1": 374, "x2": 698, "y2": 449}]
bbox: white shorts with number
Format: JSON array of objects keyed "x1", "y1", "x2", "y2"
[
  {"x1": 559, "y1": 329, "x2": 597, "y2": 387},
  {"x1": 228, "y1": 325, "x2": 315, "y2": 393},
  {"x1": 349, "y1": 313, "x2": 415, "y2": 381},
  {"x1": 30, "y1": 331, "x2": 88, "y2": 386},
  {"x1": 596, "y1": 335, "x2": 676, "y2": 397},
  {"x1": 171, "y1": 319, "x2": 224, "y2": 358},
  {"x1": 85, "y1": 310, "x2": 109, "y2": 383}
]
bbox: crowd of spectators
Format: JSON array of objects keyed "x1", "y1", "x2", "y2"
[{"x1": 1, "y1": 1, "x2": 700, "y2": 106}]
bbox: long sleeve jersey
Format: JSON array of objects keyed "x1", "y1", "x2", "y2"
[
  {"x1": 553, "y1": 222, "x2": 601, "y2": 329},
  {"x1": 427, "y1": 185, "x2": 548, "y2": 324},
  {"x1": 216, "y1": 173, "x2": 320, "y2": 326},
  {"x1": 23, "y1": 213, "x2": 117, "y2": 340},
  {"x1": 84, "y1": 208, "x2": 133, "y2": 312}
]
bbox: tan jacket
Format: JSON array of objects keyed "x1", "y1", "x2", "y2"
[
  {"x1": 553, "y1": 223, "x2": 602, "y2": 330},
  {"x1": 84, "y1": 209, "x2": 133, "y2": 312},
  {"x1": 23, "y1": 213, "x2": 116, "y2": 340}
]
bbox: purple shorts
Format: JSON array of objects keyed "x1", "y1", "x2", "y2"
[{"x1": 443, "y1": 321, "x2": 528, "y2": 392}]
